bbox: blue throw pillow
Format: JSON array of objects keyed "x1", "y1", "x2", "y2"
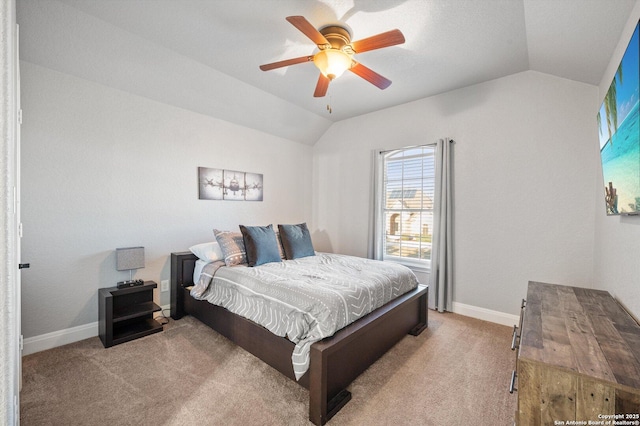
[
  {"x1": 277, "y1": 223, "x2": 315, "y2": 260},
  {"x1": 239, "y1": 224, "x2": 282, "y2": 267}
]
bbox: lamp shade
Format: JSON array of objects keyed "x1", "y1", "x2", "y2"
[
  {"x1": 116, "y1": 247, "x2": 145, "y2": 271},
  {"x1": 313, "y1": 49, "x2": 353, "y2": 80}
]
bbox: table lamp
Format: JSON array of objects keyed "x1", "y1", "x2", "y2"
[{"x1": 116, "y1": 246, "x2": 145, "y2": 288}]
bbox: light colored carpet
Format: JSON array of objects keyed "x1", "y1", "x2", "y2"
[{"x1": 21, "y1": 312, "x2": 517, "y2": 425}]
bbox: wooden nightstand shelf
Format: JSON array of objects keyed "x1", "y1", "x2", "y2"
[{"x1": 99, "y1": 281, "x2": 163, "y2": 348}]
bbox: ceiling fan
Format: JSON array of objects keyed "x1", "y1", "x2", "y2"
[{"x1": 259, "y1": 16, "x2": 405, "y2": 97}]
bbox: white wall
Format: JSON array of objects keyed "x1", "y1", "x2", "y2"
[
  {"x1": 20, "y1": 61, "x2": 312, "y2": 339},
  {"x1": 594, "y1": 2, "x2": 640, "y2": 320},
  {"x1": 313, "y1": 71, "x2": 599, "y2": 316},
  {"x1": 17, "y1": 0, "x2": 332, "y2": 146}
]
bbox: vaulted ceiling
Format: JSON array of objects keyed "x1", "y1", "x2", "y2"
[{"x1": 17, "y1": 0, "x2": 637, "y2": 145}]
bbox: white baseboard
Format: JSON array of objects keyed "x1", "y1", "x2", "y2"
[
  {"x1": 23, "y1": 321, "x2": 99, "y2": 356},
  {"x1": 451, "y1": 301, "x2": 519, "y2": 327},
  {"x1": 22, "y1": 304, "x2": 171, "y2": 356}
]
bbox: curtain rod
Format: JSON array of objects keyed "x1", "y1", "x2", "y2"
[{"x1": 378, "y1": 139, "x2": 454, "y2": 155}]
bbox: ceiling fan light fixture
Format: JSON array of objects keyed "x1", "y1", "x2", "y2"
[{"x1": 313, "y1": 49, "x2": 353, "y2": 80}]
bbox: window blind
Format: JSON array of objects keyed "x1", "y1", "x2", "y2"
[{"x1": 382, "y1": 145, "x2": 435, "y2": 263}]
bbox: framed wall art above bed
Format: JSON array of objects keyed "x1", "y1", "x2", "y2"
[{"x1": 198, "y1": 167, "x2": 263, "y2": 201}]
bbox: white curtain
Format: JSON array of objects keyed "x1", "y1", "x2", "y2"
[{"x1": 430, "y1": 138, "x2": 454, "y2": 313}]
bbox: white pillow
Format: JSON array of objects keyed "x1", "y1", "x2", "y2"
[
  {"x1": 193, "y1": 259, "x2": 208, "y2": 285},
  {"x1": 189, "y1": 241, "x2": 224, "y2": 262}
]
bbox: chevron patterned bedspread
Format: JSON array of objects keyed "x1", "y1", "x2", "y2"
[{"x1": 190, "y1": 252, "x2": 419, "y2": 380}]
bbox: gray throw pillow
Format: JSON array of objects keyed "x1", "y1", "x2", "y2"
[
  {"x1": 277, "y1": 223, "x2": 315, "y2": 260},
  {"x1": 213, "y1": 229, "x2": 247, "y2": 266},
  {"x1": 239, "y1": 224, "x2": 282, "y2": 266}
]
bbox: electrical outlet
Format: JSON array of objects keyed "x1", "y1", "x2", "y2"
[{"x1": 161, "y1": 280, "x2": 169, "y2": 292}]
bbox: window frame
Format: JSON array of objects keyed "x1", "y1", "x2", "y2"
[{"x1": 376, "y1": 144, "x2": 436, "y2": 271}]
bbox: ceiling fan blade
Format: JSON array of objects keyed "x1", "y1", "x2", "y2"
[
  {"x1": 314, "y1": 74, "x2": 330, "y2": 97},
  {"x1": 286, "y1": 16, "x2": 330, "y2": 47},
  {"x1": 350, "y1": 29, "x2": 405, "y2": 53},
  {"x1": 349, "y1": 62, "x2": 392, "y2": 90},
  {"x1": 259, "y1": 55, "x2": 313, "y2": 71}
]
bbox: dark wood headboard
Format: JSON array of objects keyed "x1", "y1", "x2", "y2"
[{"x1": 170, "y1": 251, "x2": 198, "y2": 320}]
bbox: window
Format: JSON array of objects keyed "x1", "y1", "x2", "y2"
[{"x1": 379, "y1": 145, "x2": 435, "y2": 266}]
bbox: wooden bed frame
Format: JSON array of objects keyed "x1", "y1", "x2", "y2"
[{"x1": 170, "y1": 251, "x2": 428, "y2": 425}]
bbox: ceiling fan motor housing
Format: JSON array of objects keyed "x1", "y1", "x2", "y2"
[{"x1": 318, "y1": 25, "x2": 353, "y2": 53}]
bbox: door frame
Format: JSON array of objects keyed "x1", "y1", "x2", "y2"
[{"x1": 1, "y1": 0, "x2": 21, "y2": 424}]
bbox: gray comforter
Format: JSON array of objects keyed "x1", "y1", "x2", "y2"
[{"x1": 190, "y1": 252, "x2": 418, "y2": 379}]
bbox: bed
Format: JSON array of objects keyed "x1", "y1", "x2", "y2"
[{"x1": 170, "y1": 250, "x2": 428, "y2": 425}]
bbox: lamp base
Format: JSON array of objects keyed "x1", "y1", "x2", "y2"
[{"x1": 117, "y1": 279, "x2": 144, "y2": 289}]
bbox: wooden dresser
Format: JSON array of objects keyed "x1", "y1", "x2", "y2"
[{"x1": 512, "y1": 281, "x2": 640, "y2": 425}]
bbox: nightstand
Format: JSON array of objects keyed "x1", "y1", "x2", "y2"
[{"x1": 99, "y1": 281, "x2": 163, "y2": 348}]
